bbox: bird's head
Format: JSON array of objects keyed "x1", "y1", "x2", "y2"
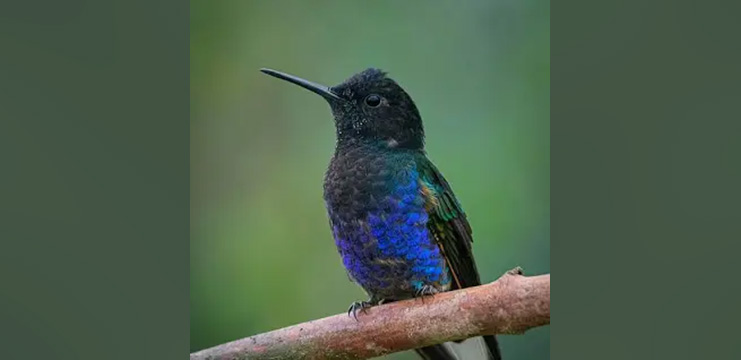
[{"x1": 261, "y1": 68, "x2": 424, "y2": 150}]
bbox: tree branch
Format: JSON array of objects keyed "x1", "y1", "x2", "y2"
[{"x1": 191, "y1": 269, "x2": 550, "y2": 360}]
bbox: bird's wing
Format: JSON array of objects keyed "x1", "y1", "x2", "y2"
[
  {"x1": 416, "y1": 155, "x2": 481, "y2": 289},
  {"x1": 416, "y1": 155, "x2": 502, "y2": 360}
]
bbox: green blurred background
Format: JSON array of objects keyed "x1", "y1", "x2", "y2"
[{"x1": 191, "y1": 1, "x2": 549, "y2": 358}]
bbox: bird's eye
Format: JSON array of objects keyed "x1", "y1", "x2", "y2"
[{"x1": 365, "y1": 94, "x2": 381, "y2": 107}]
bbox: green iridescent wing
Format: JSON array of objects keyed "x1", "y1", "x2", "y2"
[{"x1": 416, "y1": 154, "x2": 481, "y2": 289}]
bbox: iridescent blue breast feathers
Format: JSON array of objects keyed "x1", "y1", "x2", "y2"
[{"x1": 325, "y1": 150, "x2": 450, "y2": 299}]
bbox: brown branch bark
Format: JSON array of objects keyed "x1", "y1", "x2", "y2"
[{"x1": 191, "y1": 269, "x2": 550, "y2": 360}]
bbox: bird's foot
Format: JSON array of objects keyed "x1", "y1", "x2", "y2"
[
  {"x1": 415, "y1": 284, "x2": 439, "y2": 300},
  {"x1": 347, "y1": 300, "x2": 375, "y2": 321}
]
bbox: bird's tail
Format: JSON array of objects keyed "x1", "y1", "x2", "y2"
[
  {"x1": 483, "y1": 335, "x2": 502, "y2": 360},
  {"x1": 414, "y1": 344, "x2": 458, "y2": 360},
  {"x1": 414, "y1": 336, "x2": 502, "y2": 360}
]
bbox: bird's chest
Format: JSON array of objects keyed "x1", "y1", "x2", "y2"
[
  {"x1": 324, "y1": 150, "x2": 414, "y2": 219},
  {"x1": 323, "y1": 150, "x2": 447, "y2": 298}
]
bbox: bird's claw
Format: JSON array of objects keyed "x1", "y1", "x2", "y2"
[
  {"x1": 415, "y1": 284, "x2": 439, "y2": 298},
  {"x1": 347, "y1": 300, "x2": 373, "y2": 321}
]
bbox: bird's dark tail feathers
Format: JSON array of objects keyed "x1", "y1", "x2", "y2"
[
  {"x1": 415, "y1": 344, "x2": 458, "y2": 360},
  {"x1": 483, "y1": 335, "x2": 502, "y2": 360},
  {"x1": 414, "y1": 335, "x2": 501, "y2": 360}
]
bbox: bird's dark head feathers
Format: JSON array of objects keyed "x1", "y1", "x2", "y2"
[{"x1": 328, "y1": 68, "x2": 424, "y2": 150}]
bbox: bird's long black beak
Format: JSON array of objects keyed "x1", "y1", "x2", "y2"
[{"x1": 260, "y1": 68, "x2": 341, "y2": 101}]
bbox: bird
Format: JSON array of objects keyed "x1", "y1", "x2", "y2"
[{"x1": 261, "y1": 67, "x2": 502, "y2": 360}]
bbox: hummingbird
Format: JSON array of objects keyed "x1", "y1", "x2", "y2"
[{"x1": 261, "y1": 67, "x2": 502, "y2": 360}]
